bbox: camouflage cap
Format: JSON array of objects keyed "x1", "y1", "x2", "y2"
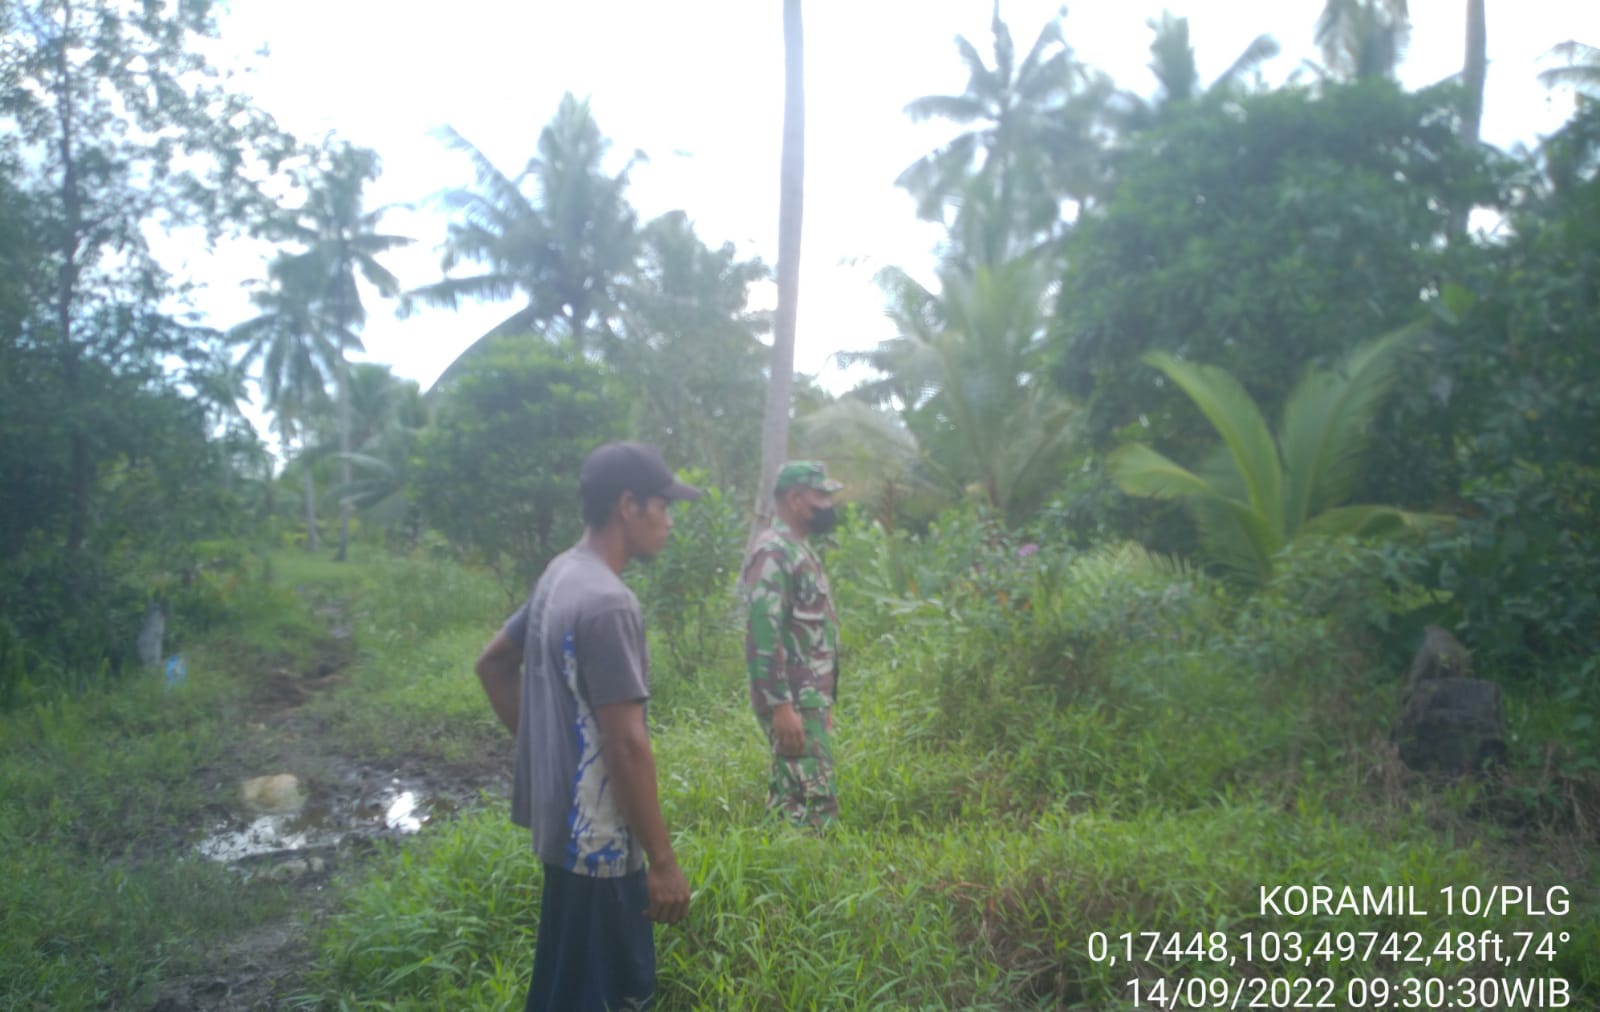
[{"x1": 774, "y1": 460, "x2": 843, "y2": 494}]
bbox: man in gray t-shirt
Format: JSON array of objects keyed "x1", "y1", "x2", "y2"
[{"x1": 474, "y1": 441, "x2": 699, "y2": 1011}]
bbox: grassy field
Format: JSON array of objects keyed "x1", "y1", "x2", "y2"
[{"x1": 3, "y1": 536, "x2": 1596, "y2": 1010}]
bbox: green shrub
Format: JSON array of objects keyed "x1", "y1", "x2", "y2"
[{"x1": 628, "y1": 479, "x2": 746, "y2": 687}]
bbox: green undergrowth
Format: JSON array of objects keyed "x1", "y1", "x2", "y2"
[
  {"x1": 291, "y1": 732, "x2": 1597, "y2": 1010},
  {"x1": 6, "y1": 536, "x2": 1595, "y2": 1009},
  {"x1": 298, "y1": 551, "x2": 513, "y2": 765},
  {"x1": 0, "y1": 571, "x2": 323, "y2": 1009},
  {"x1": 286, "y1": 525, "x2": 1597, "y2": 1009},
  {"x1": 287, "y1": 554, "x2": 1598, "y2": 1008}
]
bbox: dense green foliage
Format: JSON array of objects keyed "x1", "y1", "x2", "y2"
[
  {"x1": 410, "y1": 339, "x2": 623, "y2": 599},
  {"x1": 1053, "y1": 80, "x2": 1490, "y2": 446}
]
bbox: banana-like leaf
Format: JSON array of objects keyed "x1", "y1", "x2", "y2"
[
  {"x1": 1278, "y1": 325, "x2": 1418, "y2": 531},
  {"x1": 1302, "y1": 503, "x2": 1453, "y2": 538},
  {"x1": 1143, "y1": 351, "x2": 1284, "y2": 541},
  {"x1": 1110, "y1": 437, "x2": 1286, "y2": 583},
  {"x1": 1193, "y1": 497, "x2": 1277, "y2": 584},
  {"x1": 1107, "y1": 442, "x2": 1219, "y2": 501}
]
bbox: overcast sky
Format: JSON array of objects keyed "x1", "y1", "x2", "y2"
[{"x1": 187, "y1": 0, "x2": 1600, "y2": 400}]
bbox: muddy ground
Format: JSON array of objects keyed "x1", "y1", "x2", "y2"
[{"x1": 144, "y1": 598, "x2": 510, "y2": 1012}]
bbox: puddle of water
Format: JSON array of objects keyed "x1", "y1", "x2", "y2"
[
  {"x1": 195, "y1": 814, "x2": 315, "y2": 862},
  {"x1": 196, "y1": 782, "x2": 442, "y2": 864}
]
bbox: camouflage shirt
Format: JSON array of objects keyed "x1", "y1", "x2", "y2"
[{"x1": 742, "y1": 518, "x2": 839, "y2": 714}]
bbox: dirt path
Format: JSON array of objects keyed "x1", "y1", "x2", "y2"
[{"x1": 144, "y1": 597, "x2": 508, "y2": 1011}]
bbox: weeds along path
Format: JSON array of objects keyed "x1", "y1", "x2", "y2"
[{"x1": 148, "y1": 558, "x2": 515, "y2": 1012}]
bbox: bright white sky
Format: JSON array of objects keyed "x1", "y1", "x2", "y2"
[{"x1": 185, "y1": 0, "x2": 1598, "y2": 404}]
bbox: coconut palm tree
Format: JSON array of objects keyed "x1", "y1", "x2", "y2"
[
  {"x1": 846, "y1": 254, "x2": 1074, "y2": 517},
  {"x1": 231, "y1": 253, "x2": 337, "y2": 551},
  {"x1": 1108, "y1": 326, "x2": 1446, "y2": 584},
  {"x1": 270, "y1": 144, "x2": 410, "y2": 561},
  {"x1": 333, "y1": 363, "x2": 426, "y2": 533},
  {"x1": 410, "y1": 95, "x2": 641, "y2": 385},
  {"x1": 750, "y1": 0, "x2": 807, "y2": 546},
  {"x1": 898, "y1": 3, "x2": 1108, "y2": 245},
  {"x1": 618, "y1": 211, "x2": 769, "y2": 491}
]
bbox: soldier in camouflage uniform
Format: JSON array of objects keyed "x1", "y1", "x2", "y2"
[{"x1": 742, "y1": 461, "x2": 843, "y2": 828}]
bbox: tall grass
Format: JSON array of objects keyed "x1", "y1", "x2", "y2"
[
  {"x1": 5, "y1": 522, "x2": 1594, "y2": 1009},
  {"x1": 0, "y1": 574, "x2": 318, "y2": 1009},
  {"x1": 286, "y1": 518, "x2": 1598, "y2": 1008}
]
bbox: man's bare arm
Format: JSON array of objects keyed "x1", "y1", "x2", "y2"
[
  {"x1": 594, "y1": 700, "x2": 690, "y2": 923},
  {"x1": 474, "y1": 627, "x2": 521, "y2": 735}
]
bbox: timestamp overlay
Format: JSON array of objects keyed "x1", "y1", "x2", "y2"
[{"x1": 1084, "y1": 883, "x2": 1579, "y2": 1009}]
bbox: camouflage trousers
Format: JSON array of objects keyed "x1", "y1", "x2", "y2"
[{"x1": 758, "y1": 706, "x2": 837, "y2": 829}]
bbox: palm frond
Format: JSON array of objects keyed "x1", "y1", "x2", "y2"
[
  {"x1": 1301, "y1": 503, "x2": 1451, "y2": 537},
  {"x1": 434, "y1": 125, "x2": 537, "y2": 219},
  {"x1": 903, "y1": 94, "x2": 988, "y2": 125},
  {"x1": 1108, "y1": 442, "x2": 1219, "y2": 501},
  {"x1": 952, "y1": 36, "x2": 997, "y2": 98},
  {"x1": 1213, "y1": 34, "x2": 1280, "y2": 92},
  {"x1": 1143, "y1": 351, "x2": 1284, "y2": 539},
  {"x1": 1192, "y1": 497, "x2": 1277, "y2": 584},
  {"x1": 1537, "y1": 41, "x2": 1600, "y2": 92},
  {"x1": 1277, "y1": 324, "x2": 1417, "y2": 528}
]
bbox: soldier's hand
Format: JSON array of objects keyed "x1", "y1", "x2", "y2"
[
  {"x1": 644, "y1": 858, "x2": 691, "y2": 924},
  {"x1": 771, "y1": 703, "x2": 806, "y2": 757}
]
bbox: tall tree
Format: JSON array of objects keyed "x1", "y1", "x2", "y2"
[
  {"x1": 231, "y1": 253, "x2": 335, "y2": 550},
  {"x1": 619, "y1": 211, "x2": 770, "y2": 491},
  {"x1": 410, "y1": 96, "x2": 641, "y2": 383},
  {"x1": 1461, "y1": 0, "x2": 1486, "y2": 145},
  {"x1": 1449, "y1": 0, "x2": 1487, "y2": 242},
  {"x1": 847, "y1": 255, "x2": 1074, "y2": 517},
  {"x1": 897, "y1": 3, "x2": 1109, "y2": 261},
  {"x1": 0, "y1": 0, "x2": 286, "y2": 555},
  {"x1": 268, "y1": 144, "x2": 410, "y2": 561},
  {"x1": 751, "y1": 0, "x2": 806, "y2": 545},
  {"x1": 1053, "y1": 81, "x2": 1491, "y2": 465}
]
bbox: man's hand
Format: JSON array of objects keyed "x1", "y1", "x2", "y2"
[
  {"x1": 771, "y1": 702, "x2": 805, "y2": 757},
  {"x1": 644, "y1": 859, "x2": 691, "y2": 924}
]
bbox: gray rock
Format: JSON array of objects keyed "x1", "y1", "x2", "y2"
[
  {"x1": 1394, "y1": 628, "x2": 1505, "y2": 775},
  {"x1": 240, "y1": 774, "x2": 305, "y2": 814}
]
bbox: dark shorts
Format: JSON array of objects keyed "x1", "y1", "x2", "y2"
[{"x1": 527, "y1": 863, "x2": 655, "y2": 1012}]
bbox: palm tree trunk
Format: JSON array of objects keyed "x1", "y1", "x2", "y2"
[
  {"x1": 1451, "y1": 0, "x2": 1487, "y2": 241},
  {"x1": 303, "y1": 459, "x2": 321, "y2": 552},
  {"x1": 336, "y1": 348, "x2": 352, "y2": 560},
  {"x1": 334, "y1": 261, "x2": 353, "y2": 562},
  {"x1": 750, "y1": 0, "x2": 805, "y2": 548},
  {"x1": 1462, "y1": 0, "x2": 1486, "y2": 146}
]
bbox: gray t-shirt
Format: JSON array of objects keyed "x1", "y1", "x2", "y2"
[{"x1": 502, "y1": 543, "x2": 650, "y2": 877}]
